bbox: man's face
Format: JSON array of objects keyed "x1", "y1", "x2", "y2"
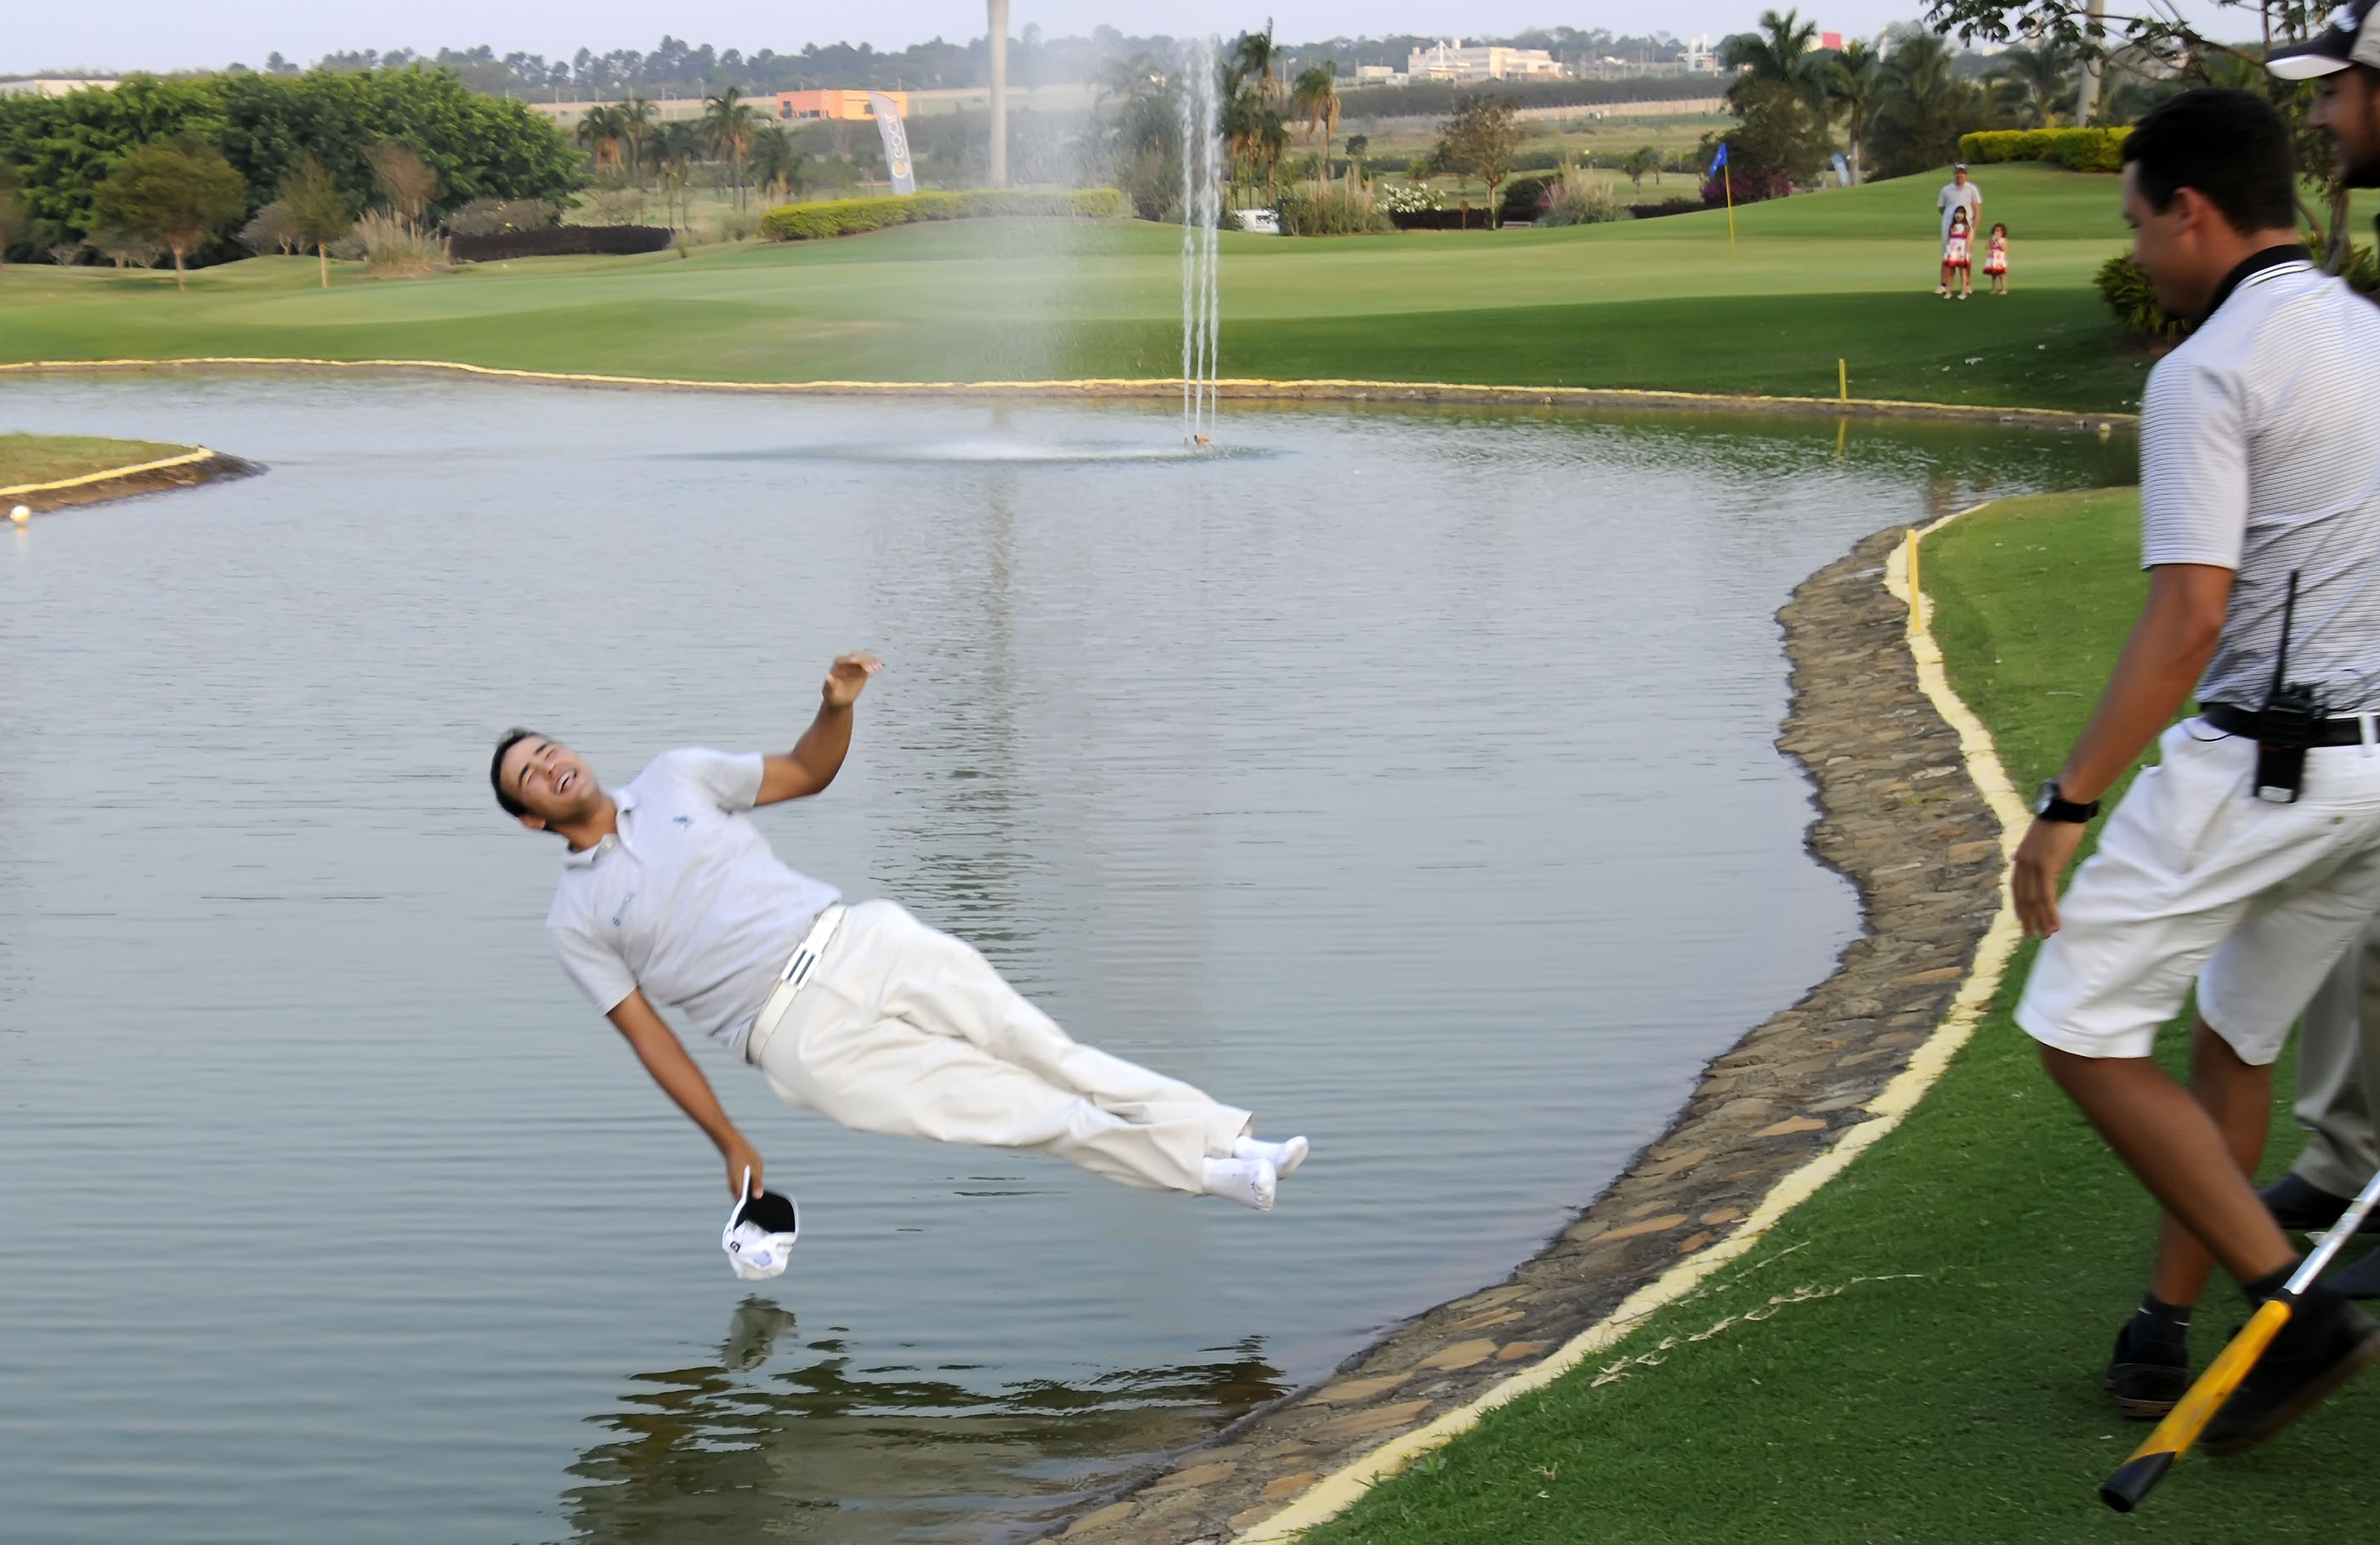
[
  {"x1": 2122, "y1": 162, "x2": 2218, "y2": 318},
  {"x1": 1954, "y1": 168, "x2": 1968, "y2": 186},
  {"x1": 2311, "y1": 71, "x2": 2380, "y2": 186},
  {"x1": 500, "y1": 736, "x2": 603, "y2": 829}
]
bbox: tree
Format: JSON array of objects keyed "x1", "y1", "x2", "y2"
[
  {"x1": 1867, "y1": 31, "x2": 1986, "y2": 180},
  {"x1": 621, "y1": 94, "x2": 657, "y2": 184},
  {"x1": 280, "y1": 154, "x2": 353, "y2": 289},
  {"x1": 1725, "y1": 8, "x2": 1824, "y2": 96},
  {"x1": 578, "y1": 104, "x2": 626, "y2": 174},
  {"x1": 702, "y1": 85, "x2": 760, "y2": 208},
  {"x1": 1290, "y1": 64, "x2": 1341, "y2": 189},
  {"x1": 650, "y1": 121, "x2": 700, "y2": 229},
  {"x1": 748, "y1": 124, "x2": 808, "y2": 206},
  {"x1": 1433, "y1": 96, "x2": 1525, "y2": 227},
  {"x1": 1622, "y1": 145, "x2": 1663, "y2": 190},
  {"x1": 1988, "y1": 41, "x2": 2080, "y2": 127},
  {"x1": 235, "y1": 200, "x2": 301, "y2": 256},
  {"x1": 1720, "y1": 8, "x2": 1835, "y2": 190},
  {"x1": 1823, "y1": 38, "x2": 1883, "y2": 184},
  {"x1": 366, "y1": 142, "x2": 439, "y2": 235},
  {"x1": 93, "y1": 139, "x2": 247, "y2": 290},
  {"x1": 0, "y1": 169, "x2": 25, "y2": 268},
  {"x1": 1344, "y1": 132, "x2": 1369, "y2": 184}
]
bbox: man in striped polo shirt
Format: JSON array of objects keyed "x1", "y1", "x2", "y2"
[{"x1": 2009, "y1": 88, "x2": 2380, "y2": 1452}]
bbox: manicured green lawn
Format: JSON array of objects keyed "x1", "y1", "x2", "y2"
[
  {"x1": 1300, "y1": 490, "x2": 2380, "y2": 1544},
  {"x1": 0, "y1": 164, "x2": 2150, "y2": 410},
  {"x1": 0, "y1": 433, "x2": 192, "y2": 486}
]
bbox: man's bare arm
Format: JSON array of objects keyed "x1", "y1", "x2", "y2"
[
  {"x1": 2012, "y1": 562, "x2": 2233, "y2": 937},
  {"x1": 756, "y1": 652, "x2": 882, "y2": 806},
  {"x1": 606, "y1": 989, "x2": 765, "y2": 1197}
]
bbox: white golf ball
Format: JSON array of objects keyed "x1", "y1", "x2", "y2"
[{"x1": 8, "y1": 505, "x2": 29, "y2": 525}]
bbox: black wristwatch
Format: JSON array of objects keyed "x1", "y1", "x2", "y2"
[{"x1": 2034, "y1": 778, "x2": 2100, "y2": 823}]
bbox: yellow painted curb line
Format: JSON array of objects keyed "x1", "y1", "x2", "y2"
[
  {"x1": 0, "y1": 358, "x2": 2139, "y2": 427},
  {"x1": 0, "y1": 447, "x2": 216, "y2": 498},
  {"x1": 1241, "y1": 506, "x2": 2026, "y2": 1543}
]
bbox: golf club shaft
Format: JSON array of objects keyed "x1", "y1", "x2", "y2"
[{"x1": 2101, "y1": 1163, "x2": 2380, "y2": 1512}]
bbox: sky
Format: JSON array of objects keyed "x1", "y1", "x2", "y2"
[{"x1": 14, "y1": 3, "x2": 2014, "y2": 76}]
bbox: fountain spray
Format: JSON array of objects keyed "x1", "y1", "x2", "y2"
[{"x1": 1179, "y1": 36, "x2": 1222, "y2": 447}]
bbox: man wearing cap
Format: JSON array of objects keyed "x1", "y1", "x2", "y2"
[
  {"x1": 2251, "y1": 0, "x2": 2380, "y2": 1304},
  {"x1": 2008, "y1": 87, "x2": 2380, "y2": 1452},
  {"x1": 1936, "y1": 163, "x2": 1981, "y2": 293},
  {"x1": 492, "y1": 653, "x2": 1309, "y2": 1215}
]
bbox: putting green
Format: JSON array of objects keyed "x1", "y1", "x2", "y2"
[
  {"x1": 0, "y1": 164, "x2": 2146, "y2": 411},
  {"x1": 1295, "y1": 489, "x2": 2380, "y2": 1545},
  {"x1": 0, "y1": 433, "x2": 195, "y2": 489}
]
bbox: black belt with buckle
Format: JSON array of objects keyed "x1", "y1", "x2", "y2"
[{"x1": 2201, "y1": 700, "x2": 2375, "y2": 747}]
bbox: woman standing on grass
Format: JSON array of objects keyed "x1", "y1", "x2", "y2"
[
  {"x1": 1940, "y1": 208, "x2": 1975, "y2": 299},
  {"x1": 1985, "y1": 222, "x2": 2010, "y2": 295}
]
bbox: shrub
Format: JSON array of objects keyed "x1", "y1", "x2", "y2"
[
  {"x1": 445, "y1": 197, "x2": 558, "y2": 237},
  {"x1": 1499, "y1": 173, "x2": 1558, "y2": 224},
  {"x1": 2094, "y1": 253, "x2": 2184, "y2": 341},
  {"x1": 1699, "y1": 164, "x2": 1795, "y2": 206},
  {"x1": 1276, "y1": 184, "x2": 1392, "y2": 235},
  {"x1": 1627, "y1": 197, "x2": 1708, "y2": 221},
  {"x1": 759, "y1": 187, "x2": 1124, "y2": 241},
  {"x1": 1958, "y1": 127, "x2": 2131, "y2": 173},
  {"x1": 336, "y1": 210, "x2": 446, "y2": 277},
  {"x1": 237, "y1": 200, "x2": 301, "y2": 256},
  {"x1": 1377, "y1": 183, "x2": 1441, "y2": 214},
  {"x1": 447, "y1": 224, "x2": 673, "y2": 261},
  {"x1": 1537, "y1": 179, "x2": 1630, "y2": 225}
]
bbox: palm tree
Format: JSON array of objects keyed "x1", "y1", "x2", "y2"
[
  {"x1": 1724, "y1": 8, "x2": 1825, "y2": 106},
  {"x1": 703, "y1": 86, "x2": 761, "y2": 209},
  {"x1": 1622, "y1": 145, "x2": 1663, "y2": 190},
  {"x1": 1290, "y1": 64, "x2": 1341, "y2": 188},
  {"x1": 651, "y1": 121, "x2": 701, "y2": 229},
  {"x1": 1231, "y1": 21, "x2": 1286, "y2": 102},
  {"x1": 1823, "y1": 38, "x2": 1882, "y2": 185},
  {"x1": 1869, "y1": 30, "x2": 1979, "y2": 179},
  {"x1": 748, "y1": 124, "x2": 808, "y2": 206},
  {"x1": 621, "y1": 94, "x2": 657, "y2": 186},
  {"x1": 577, "y1": 104, "x2": 626, "y2": 176},
  {"x1": 1990, "y1": 42, "x2": 2078, "y2": 127}
]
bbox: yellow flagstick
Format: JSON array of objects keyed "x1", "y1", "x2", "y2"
[{"x1": 1839, "y1": 357, "x2": 1849, "y2": 401}]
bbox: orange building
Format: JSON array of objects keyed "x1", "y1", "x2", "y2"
[{"x1": 774, "y1": 89, "x2": 909, "y2": 122}]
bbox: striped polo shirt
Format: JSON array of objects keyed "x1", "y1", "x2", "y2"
[{"x1": 2141, "y1": 249, "x2": 2380, "y2": 713}]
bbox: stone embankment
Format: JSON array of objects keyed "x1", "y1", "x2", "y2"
[
  {"x1": 2, "y1": 448, "x2": 260, "y2": 513},
  {"x1": 1036, "y1": 522, "x2": 2008, "y2": 1543}
]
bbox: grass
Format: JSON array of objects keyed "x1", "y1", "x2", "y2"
[
  {"x1": 1299, "y1": 488, "x2": 2380, "y2": 1544},
  {"x1": 0, "y1": 433, "x2": 194, "y2": 487},
  {"x1": 0, "y1": 163, "x2": 2153, "y2": 411}
]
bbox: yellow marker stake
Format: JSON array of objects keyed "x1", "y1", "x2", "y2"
[
  {"x1": 1839, "y1": 358, "x2": 1849, "y2": 401},
  {"x1": 1904, "y1": 529, "x2": 1922, "y2": 637}
]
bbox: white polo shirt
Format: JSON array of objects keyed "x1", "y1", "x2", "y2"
[
  {"x1": 2139, "y1": 252, "x2": 2380, "y2": 713},
  {"x1": 546, "y1": 748, "x2": 842, "y2": 1058}
]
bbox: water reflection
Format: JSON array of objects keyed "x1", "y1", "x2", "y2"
[{"x1": 564, "y1": 1299, "x2": 1282, "y2": 1545}]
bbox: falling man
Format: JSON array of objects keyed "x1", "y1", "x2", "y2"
[{"x1": 493, "y1": 652, "x2": 1306, "y2": 1214}]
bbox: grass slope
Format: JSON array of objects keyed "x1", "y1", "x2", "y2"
[
  {"x1": 0, "y1": 433, "x2": 191, "y2": 486},
  {"x1": 1300, "y1": 490, "x2": 2380, "y2": 1544},
  {"x1": 0, "y1": 165, "x2": 2148, "y2": 410}
]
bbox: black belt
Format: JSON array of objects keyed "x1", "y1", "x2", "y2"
[{"x1": 2202, "y1": 701, "x2": 2378, "y2": 747}]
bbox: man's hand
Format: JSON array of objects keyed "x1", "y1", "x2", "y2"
[
  {"x1": 822, "y1": 652, "x2": 882, "y2": 710},
  {"x1": 2012, "y1": 816, "x2": 2089, "y2": 937},
  {"x1": 722, "y1": 1135, "x2": 766, "y2": 1200}
]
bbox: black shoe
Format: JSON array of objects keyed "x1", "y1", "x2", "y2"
[
  {"x1": 2258, "y1": 1174, "x2": 2380, "y2": 1234},
  {"x1": 2326, "y1": 1243, "x2": 2380, "y2": 1300},
  {"x1": 2202, "y1": 1292, "x2": 2380, "y2": 1456},
  {"x1": 2105, "y1": 1316, "x2": 2190, "y2": 1420}
]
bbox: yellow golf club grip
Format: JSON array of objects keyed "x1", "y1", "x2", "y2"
[{"x1": 2100, "y1": 1296, "x2": 2293, "y2": 1512}]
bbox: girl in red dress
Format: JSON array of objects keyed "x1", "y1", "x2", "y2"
[
  {"x1": 1941, "y1": 208, "x2": 1974, "y2": 300},
  {"x1": 1985, "y1": 221, "x2": 2010, "y2": 295}
]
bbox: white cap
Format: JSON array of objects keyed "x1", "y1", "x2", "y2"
[
  {"x1": 721, "y1": 1170, "x2": 799, "y2": 1281},
  {"x1": 2268, "y1": 0, "x2": 2380, "y2": 78}
]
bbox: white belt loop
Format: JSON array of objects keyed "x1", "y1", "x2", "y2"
[
  {"x1": 2360, "y1": 715, "x2": 2377, "y2": 757},
  {"x1": 745, "y1": 903, "x2": 847, "y2": 1066}
]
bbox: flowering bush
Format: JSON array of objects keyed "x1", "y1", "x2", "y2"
[{"x1": 1377, "y1": 183, "x2": 1442, "y2": 214}]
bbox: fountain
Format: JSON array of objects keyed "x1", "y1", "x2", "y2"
[{"x1": 1178, "y1": 35, "x2": 1223, "y2": 446}]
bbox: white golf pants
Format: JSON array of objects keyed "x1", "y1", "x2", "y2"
[{"x1": 753, "y1": 900, "x2": 1251, "y2": 1194}]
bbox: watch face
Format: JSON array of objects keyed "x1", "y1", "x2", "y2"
[{"x1": 2035, "y1": 781, "x2": 2057, "y2": 815}]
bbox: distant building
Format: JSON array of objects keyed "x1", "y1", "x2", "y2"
[
  {"x1": 774, "y1": 89, "x2": 909, "y2": 122},
  {"x1": 1354, "y1": 64, "x2": 1410, "y2": 86},
  {"x1": 0, "y1": 77, "x2": 119, "y2": 97},
  {"x1": 1406, "y1": 40, "x2": 1568, "y2": 82},
  {"x1": 1821, "y1": 31, "x2": 1845, "y2": 50},
  {"x1": 1681, "y1": 36, "x2": 1722, "y2": 71},
  {"x1": 524, "y1": 96, "x2": 710, "y2": 125}
]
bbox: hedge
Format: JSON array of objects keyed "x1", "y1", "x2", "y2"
[
  {"x1": 448, "y1": 224, "x2": 673, "y2": 262},
  {"x1": 759, "y1": 187, "x2": 1124, "y2": 241},
  {"x1": 1957, "y1": 127, "x2": 2132, "y2": 173}
]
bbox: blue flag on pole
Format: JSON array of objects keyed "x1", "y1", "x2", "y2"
[{"x1": 1708, "y1": 143, "x2": 1729, "y2": 178}]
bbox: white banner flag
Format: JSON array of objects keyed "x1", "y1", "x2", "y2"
[{"x1": 869, "y1": 93, "x2": 916, "y2": 195}]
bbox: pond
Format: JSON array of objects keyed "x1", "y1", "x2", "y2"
[{"x1": 0, "y1": 376, "x2": 2133, "y2": 1544}]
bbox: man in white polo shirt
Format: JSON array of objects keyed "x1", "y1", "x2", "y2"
[
  {"x1": 1935, "y1": 164, "x2": 1981, "y2": 294},
  {"x1": 492, "y1": 651, "x2": 1307, "y2": 1215},
  {"x1": 2009, "y1": 88, "x2": 2380, "y2": 1453}
]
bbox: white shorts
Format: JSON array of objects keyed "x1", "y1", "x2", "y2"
[{"x1": 2017, "y1": 720, "x2": 2380, "y2": 1063}]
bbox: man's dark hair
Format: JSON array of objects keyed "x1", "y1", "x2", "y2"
[
  {"x1": 490, "y1": 727, "x2": 541, "y2": 817},
  {"x1": 2122, "y1": 88, "x2": 2298, "y2": 235}
]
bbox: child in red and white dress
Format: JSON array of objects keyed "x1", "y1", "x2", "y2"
[
  {"x1": 1985, "y1": 222, "x2": 2009, "y2": 295},
  {"x1": 1941, "y1": 208, "x2": 1974, "y2": 300}
]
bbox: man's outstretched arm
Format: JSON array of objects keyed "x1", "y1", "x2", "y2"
[
  {"x1": 756, "y1": 652, "x2": 882, "y2": 806},
  {"x1": 607, "y1": 989, "x2": 766, "y2": 1197}
]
